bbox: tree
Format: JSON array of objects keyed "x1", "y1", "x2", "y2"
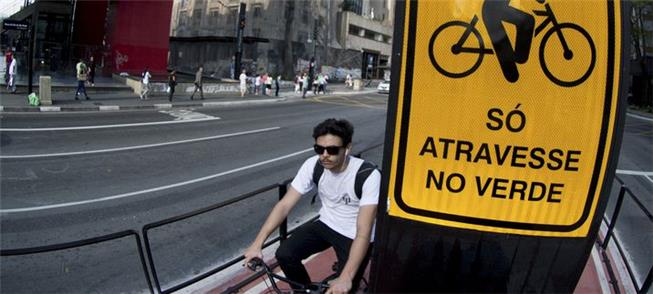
[{"x1": 630, "y1": 1, "x2": 652, "y2": 108}]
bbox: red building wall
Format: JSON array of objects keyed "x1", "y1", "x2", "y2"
[
  {"x1": 74, "y1": 0, "x2": 172, "y2": 74},
  {"x1": 108, "y1": 0, "x2": 173, "y2": 73}
]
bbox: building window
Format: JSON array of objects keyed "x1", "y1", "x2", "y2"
[
  {"x1": 227, "y1": 8, "x2": 237, "y2": 28},
  {"x1": 192, "y1": 9, "x2": 202, "y2": 28},
  {"x1": 210, "y1": 9, "x2": 220, "y2": 26},
  {"x1": 179, "y1": 11, "x2": 189, "y2": 26},
  {"x1": 343, "y1": 0, "x2": 362, "y2": 15},
  {"x1": 298, "y1": 31, "x2": 308, "y2": 42},
  {"x1": 302, "y1": 8, "x2": 309, "y2": 24},
  {"x1": 364, "y1": 29, "x2": 375, "y2": 40},
  {"x1": 348, "y1": 25, "x2": 361, "y2": 36},
  {"x1": 253, "y1": 6, "x2": 262, "y2": 17}
]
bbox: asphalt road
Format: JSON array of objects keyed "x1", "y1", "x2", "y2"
[
  {"x1": 0, "y1": 94, "x2": 388, "y2": 293},
  {"x1": 0, "y1": 96, "x2": 650, "y2": 293}
]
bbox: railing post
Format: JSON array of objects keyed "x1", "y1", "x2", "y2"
[
  {"x1": 602, "y1": 185, "x2": 626, "y2": 249},
  {"x1": 279, "y1": 183, "x2": 288, "y2": 241},
  {"x1": 640, "y1": 266, "x2": 652, "y2": 294}
]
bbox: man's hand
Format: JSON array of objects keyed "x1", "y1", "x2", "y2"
[
  {"x1": 326, "y1": 276, "x2": 352, "y2": 294},
  {"x1": 242, "y1": 245, "x2": 263, "y2": 269}
]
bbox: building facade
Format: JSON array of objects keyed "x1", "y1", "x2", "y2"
[
  {"x1": 168, "y1": 0, "x2": 394, "y2": 80},
  {"x1": 2, "y1": 0, "x2": 173, "y2": 76}
]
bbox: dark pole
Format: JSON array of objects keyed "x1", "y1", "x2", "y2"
[
  {"x1": 234, "y1": 3, "x2": 246, "y2": 76},
  {"x1": 27, "y1": 3, "x2": 38, "y2": 94}
]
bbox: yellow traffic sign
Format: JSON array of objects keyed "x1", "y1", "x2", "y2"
[{"x1": 387, "y1": 0, "x2": 623, "y2": 237}]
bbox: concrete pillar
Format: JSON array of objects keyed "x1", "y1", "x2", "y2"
[
  {"x1": 353, "y1": 79, "x2": 362, "y2": 90},
  {"x1": 39, "y1": 76, "x2": 52, "y2": 105}
]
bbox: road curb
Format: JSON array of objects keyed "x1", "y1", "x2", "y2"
[{"x1": 0, "y1": 90, "x2": 378, "y2": 112}]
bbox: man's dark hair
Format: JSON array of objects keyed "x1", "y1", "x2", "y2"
[{"x1": 313, "y1": 118, "x2": 354, "y2": 146}]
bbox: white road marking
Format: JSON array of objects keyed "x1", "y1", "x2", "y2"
[
  {"x1": 627, "y1": 113, "x2": 653, "y2": 123},
  {"x1": 0, "y1": 148, "x2": 312, "y2": 214},
  {"x1": 1, "y1": 127, "x2": 280, "y2": 159},
  {"x1": 159, "y1": 109, "x2": 216, "y2": 120},
  {"x1": 616, "y1": 169, "x2": 653, "y2": 184},
  {"x1": 615, "y1": 169, "x2": 653, "y2": 176},
  {"x1": 0, "y1": 117, "x2": 221, "y2": 132}
]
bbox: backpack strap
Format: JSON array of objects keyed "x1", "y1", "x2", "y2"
[
  {"x1": 354, "y1": 161, "x2": 377, "y2": 200},
  {"x1": 311, "y1": 159, "x2": 377, "y2": 205},
  {"x1": 311, "y1": 160, "x2": 324, "y2": 205}
]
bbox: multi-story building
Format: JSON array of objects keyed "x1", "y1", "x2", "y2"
[{"x1": 168, "y1": 0, "x2": 394, "y2": 80}]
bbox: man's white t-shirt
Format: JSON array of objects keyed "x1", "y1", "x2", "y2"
[
  {"x1": 291, "y1": 155, "x2": 381, "y2": 241},
  {"x1": 143, "y1": 71, "x2": 151, "y2": 84}
]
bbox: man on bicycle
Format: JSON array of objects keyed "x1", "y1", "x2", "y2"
[{"x1": 244, "y1": 118, "x2": 380, "y2": 294}]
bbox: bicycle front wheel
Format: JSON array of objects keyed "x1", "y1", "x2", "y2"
[
  {"x1": 539, "y1": 23, "x2": 596, "y2": 87},
  {"x1": 428, "y1": 21, "x2": 486, "y2": 79}
]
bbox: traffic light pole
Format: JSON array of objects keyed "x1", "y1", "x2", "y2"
[{"x1": 234, "y1": 3, "x2": 246, "y2": 76}]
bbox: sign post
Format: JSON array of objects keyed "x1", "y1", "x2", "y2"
[{"x1": 371, "y1": 0, "x2": 629, "y2": 292}]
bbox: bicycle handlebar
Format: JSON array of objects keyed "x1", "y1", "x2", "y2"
[{"x1": 246, "y1": 257, "x2": 265, "y2": 271}]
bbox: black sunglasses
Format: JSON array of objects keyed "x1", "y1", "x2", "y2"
[{"x1": 314, "y1": 144, "x2": 343, "y2": 155}]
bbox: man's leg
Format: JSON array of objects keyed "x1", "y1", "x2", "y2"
[
  {"x1": 326, "y1": 225, "x2": 372, "y2": 293},
  {"x1": 275, "y1": 221, "x2": 331, "y2": 289}
]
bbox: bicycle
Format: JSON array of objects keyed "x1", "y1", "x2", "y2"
[
  {"x1": 428, "y1": 1, "x2": 596, "y2": 87},
  {"x1": 245, "y1": 257, "x2": 335, "y2": 294}
]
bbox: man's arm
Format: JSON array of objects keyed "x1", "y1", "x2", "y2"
[
  {"x1": 327, "y1": 204, "x2": 377, "y2": 294},
  {"x1": 243, "y1": 186, "x2": 303, "y2": 265}
]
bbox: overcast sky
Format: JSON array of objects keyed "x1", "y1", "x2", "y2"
[{"x1": 0, "y1": 0, "x2": 24, "y2": 18}]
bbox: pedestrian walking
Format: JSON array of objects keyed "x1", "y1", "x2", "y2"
[
  {"x1": 275, "y1": 75, "x2": 281, "y2": 97},
  {"x1": 294, "y1": 73, "x2": 300, "y2": 93},
  {"x1": 4, "y1": 49, "x2": 12, "y2": 87},
  {"x1": 239, "y1": 69, "x2": 248, "y2": 97},
  {"x1": 75, "y1": 59, "x2": 90, "y2": 100},
  {"x1": 265, "y1": 73, "x2": 273, "y2": 95},
  {"x1": 190, "y1": 65, "x2": 204, "y2": 100},
  {"x1": 302, "y1": 73, "x2": 309, "y2": 98},
  {"x1": 317, "y1": 74, "x2": 326, "y2": 94},
  {"x1": 88, "y1": 56, "x2": 96, "y2": 87},
  {"x1": 254, "y1": 74, "x2": 261, "y2": 95},
  {"x1": 7, "y1": 56, "x2": 17, "y2": 93},
  {"x1": 261, "y1": 73, "x2": 269, "y2": 96},
  {"x1": 168, "y1": 70, "x2": 177, "y2": 102},
  {"x1": 140, "y1": 67, "x2": 151, "y2": 99}
]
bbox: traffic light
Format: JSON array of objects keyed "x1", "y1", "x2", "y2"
[{"x1": 239, "y1": 18, "x2": 246, "y2": 29}]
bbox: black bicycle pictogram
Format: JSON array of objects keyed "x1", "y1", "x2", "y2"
[{"x1": 428, "y1": 0, "x2": 596, "y2": 87}]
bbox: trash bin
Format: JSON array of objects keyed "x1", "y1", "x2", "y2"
[
  {"x1": 353, "y1": 79, "x2": 362, "y2": 91},
  {"x1": 39, "y1": 75, "x2": 52, "y2": 105}
]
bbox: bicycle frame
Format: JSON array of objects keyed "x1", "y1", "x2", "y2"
[
  {"x1": 533, "y1": 3, "x2": 572, "y2": 57},
  {"x1": 247, "y1": 257, "x2": 330, "y2": 294}
]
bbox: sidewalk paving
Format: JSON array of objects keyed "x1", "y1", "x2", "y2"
[{"x1": 0, "y1": 83, "x2": 380, "y2": 112}]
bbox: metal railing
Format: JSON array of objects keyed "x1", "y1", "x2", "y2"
[
  {"x1": 0, "y1": 230, "x2": 153, "y2": 293},
  {"x1": 597, "y1": 175, "x2": 653, "y2": 294},
  {"x1": 0, "y1": 144, "x2": 382, "y2": 294}
]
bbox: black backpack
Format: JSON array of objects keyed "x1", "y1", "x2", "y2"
[{"x1": 310, "y1": 160, "x2": 378, "y2": 205}]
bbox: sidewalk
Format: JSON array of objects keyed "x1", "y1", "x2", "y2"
[
  {"x1": 189, "y1": 243, "x2": 614, "y2": 294},
  {"x1": 0, "y1": 82, "x2": 380, "y2": 112}
]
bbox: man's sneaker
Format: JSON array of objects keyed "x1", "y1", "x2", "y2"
[
  {"x1": 75, "y1": 96, "x2": 79, "y2": 100},
  {"x1": 86, "y1": 96, "x2": 90, "y2": 100}
]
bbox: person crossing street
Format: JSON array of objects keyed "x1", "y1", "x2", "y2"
[{"x1": 191, "y1": 65, "x2": 204, "y2": 100}]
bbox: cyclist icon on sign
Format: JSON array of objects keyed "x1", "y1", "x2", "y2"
[{"x1": 428, "y1": 0, "x2": 596, "y2": 87}]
